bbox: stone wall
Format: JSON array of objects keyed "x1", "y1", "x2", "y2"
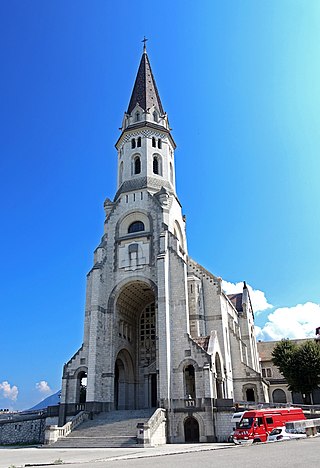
[
  {"x1": 0, "y1": 415, "x2": 45, "y2": 445},
  {"x1": 214, "y1": 408, "x2": 235, "y2": 442}
]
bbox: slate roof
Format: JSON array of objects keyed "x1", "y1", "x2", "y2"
[
  {"x1": 193, "y1": 336, "x2": 210, "y2": 352},
  {"x1": 227, "y1": 293, "x2": 243, "y2": 312},
  {"x1": 257, "y1": 338, "x2": 310, "y2": 361},
  {"x1": 127, "y1": 50, "x2": 164, "y2": 115}
]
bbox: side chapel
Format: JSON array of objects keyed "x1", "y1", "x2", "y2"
[{"x1": 59, "y1": 44, "x2": 268, "y2": 442}]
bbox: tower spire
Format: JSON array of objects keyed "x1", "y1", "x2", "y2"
[{"x1": 127, "y1": 44, "x2": 164, "y2": 115}]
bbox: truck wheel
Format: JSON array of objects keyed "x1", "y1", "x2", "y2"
[{"x1": 253, "y1": 438, "x2": 261, "y2": 443}]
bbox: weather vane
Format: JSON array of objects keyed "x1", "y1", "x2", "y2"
[{"x1": 142, "y1": 36, "x2": 148, "y2": 52}]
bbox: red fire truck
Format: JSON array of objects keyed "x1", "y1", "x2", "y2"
[{"x1": 233, "y1": 407, "x2": 306, "y2": 444}]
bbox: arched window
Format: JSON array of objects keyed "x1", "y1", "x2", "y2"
[
  {"x1": 153, "y1": 111, "x2": 158, "y2": 122},
  {"x1": 153, "y1": 156, "x2": 159, "y2": 174},
  {"x1": 152, "y1": 137, "x2": 156, "y2": 147},
  {"x1": 131, "y1": 139, "x2": 136, "y2": 149},
  {"x1": 128, "y1": 221, "x2": 145, "y2": 233},
  {"x1": 134, "y1": 156, "x2": 141, "y2": 174},
  {"x1": 77, "y1": 371, "x2": 87, "y2": 404},
  {"x1": 136, "y1": 112, "x2": 140, "y2": 121},
  {"x1": 272, "y1": 388, "x2": 287, "y2": 404},
  {"x1": 140, "y1": 303, "x2": 156, "y2": 366},
  {"x1": 137, "y1": 136, "x2": 141, "y2": 147},
  {"x1": 157, "y1": 138, "x2": 162, "y2": 149},
  {"x1": 215, "y1": 353, "x2": 223, "y2": 399},
  {"x1": 119, "y1": 161, "x2": 123, "y2": 185},
  {"x1": 170, "y1": 162, "x2": 173, "y2": 184},
  {"x1": 184, "y1": 364, "x2": 196, "y2": 398}
]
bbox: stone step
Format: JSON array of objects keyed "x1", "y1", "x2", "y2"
[
  {"x1": 52, "y1": 436, "x2": 137, "y2": 448},
  {"x1": 52, "y1": 409, "x2": 155, "y2": 448}
]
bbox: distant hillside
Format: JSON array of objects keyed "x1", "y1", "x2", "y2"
[{"x1": 29, "y1": 390, "x2": 60, "y2": 410}]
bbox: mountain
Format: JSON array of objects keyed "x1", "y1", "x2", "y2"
[{"x1": 29, "y1": 390, "x2": 61, "y2": 410}]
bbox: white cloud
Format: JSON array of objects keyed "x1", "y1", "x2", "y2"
[
  {"x1": 36, "y1": 381, "x2": 51, "y2": 394},
  {"x1": 256, "y1": 302, "x2": 320, "y2": 341},
  {"x1": 0, "y1": 381, "x2": 18, "y2": 401},
  {"x1": 222, "y1": 280, "x2": 273, "y2": 313}
]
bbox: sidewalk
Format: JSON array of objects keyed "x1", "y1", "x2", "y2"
[{"x1": 0, "y1": 443, "x2": 236, "y2": 468}]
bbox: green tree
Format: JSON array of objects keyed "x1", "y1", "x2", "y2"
[{"x1": 272, "y1": 339, "x2": 320, "y2": 404}]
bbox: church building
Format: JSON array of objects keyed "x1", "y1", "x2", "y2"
[{"x1": 59, "y1": 44, "x2": 268, "y2": 443}]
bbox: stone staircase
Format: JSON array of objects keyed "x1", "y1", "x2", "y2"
[{"x1": 51, "y1": 409, "x2": 154, "y2": 448}]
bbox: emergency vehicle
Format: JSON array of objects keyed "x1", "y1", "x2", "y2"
[{"x1": 233, "y1": 407, "x2": 306, "y2": 444}]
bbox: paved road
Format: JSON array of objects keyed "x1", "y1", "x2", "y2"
[{"x1": 1, "y1": 437, "x2": 319, "y2": 468}]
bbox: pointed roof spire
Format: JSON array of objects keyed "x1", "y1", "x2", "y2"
[{"x1": 127, "y1": 40, "x2": 164, "y2": 115}]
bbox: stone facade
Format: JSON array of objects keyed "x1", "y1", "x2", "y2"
[{"x1": 59, "y1": 47, "x2": 267, "y2": 442}]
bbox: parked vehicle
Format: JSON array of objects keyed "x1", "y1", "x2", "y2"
[
  {"x1": 267, "y1": 426, "x2": 306, "y2": 442},
  {"x1": 233, "y1": 407, "x2": 306, "y2": 445},
  {"x1": 228, "y1": 412, "x2": 245, "y2": 442}
]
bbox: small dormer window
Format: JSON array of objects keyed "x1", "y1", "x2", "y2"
[
  {"x1": 152, "y1": 137, "x2": 156, "y2": 148},
  {"x1": 136, "y1": 112, "x2": 140, "y2": 122},
  {"x1": 134, "y1": 156, "x2": 141, "y2": 174},
  {"x1": 158, "y1": 138, "x2": 162, "y2": 149},
  {"x1": 128, "y1": 221, "x2": 145, "y2": 233},
  {"x1": 131, "y1": 139, "x2": 136, "y2": 149},
  {"x1": 137, "y1": 136, "x2": 141, "y2": 147}
]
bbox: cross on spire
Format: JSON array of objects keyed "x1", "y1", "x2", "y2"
[{"x1": 142, "y1": 36, "x2": 148, "y2": 52}]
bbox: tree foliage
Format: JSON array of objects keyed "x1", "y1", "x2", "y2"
[{"x1": 272, "y1": 339, "x2": 320, "y2": 399}]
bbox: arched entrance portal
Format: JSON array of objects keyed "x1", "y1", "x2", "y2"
[
  {"x1": 184, "y1": 417, "x2": 200, "y2": 442},
  {"x1": 114, "y1": 349, "x2": 135, "y2": 409},
  {"x1": 114, "y1": 280, "x2": 157, "y2": 410}
]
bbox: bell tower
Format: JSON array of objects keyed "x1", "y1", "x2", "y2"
[
  {"x1": 115, "y1": 43, "x2": 177, "y2": 199},
  {"x1": 58, "y1": 42, "x2": 266, "y2": 445}
]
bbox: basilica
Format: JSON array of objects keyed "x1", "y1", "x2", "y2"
[{"x1": 58, "y1": 45, "x2": 268, "y2": 443}]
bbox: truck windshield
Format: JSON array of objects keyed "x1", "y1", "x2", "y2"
[{"x1": 239, "y1": 417, "x2": 254, "y2": 429}]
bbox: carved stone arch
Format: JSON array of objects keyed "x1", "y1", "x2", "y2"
[
  {"x1": 72, "y1": 366, "x2": 88, "y2": 379},
  {"x1": 116, "y1": 210, "x2": 152, "y2": 239},
  {"x1": 243, "y1": 383, "x2": 257, "y2": 402},
  {"x1": 177, "y1": 357, "x2": 200, "y2": 372},
  {"x1": 182, "y1": 412, "x2": 205, "y2": 443},
  {"x1": 272, "y1": 388, "x2": 287, "y2": 403},
  {"x1": 114, "y1": 348, "x2": 135, "y2": 410},
  {"x1": 109, "y1": 279, "x2": 158, "y2": 409},
  {"x1": 107, "y1": 276, "x2": 158, "y2": 316},
  {"x1": 73, "y1": 367, "x2": 88, "y2": 405},
  {"x1": 177, "y1": 358, "x2": 200, "y2": 400}
]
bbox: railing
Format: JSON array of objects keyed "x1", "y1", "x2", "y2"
[
  {"x1": 149, "y1": 408, "x2": 166, "y2": 438},
  {"x1": 235, "y1": 400, "x2": 320, "y2": 410},
  {"x1": 44, "y1": 411, "x2": 89, "y2": 445},
  {"x1": 137, "y1": 408, "x2": 166, "y2": 446},
  {"x1": 185, "y1": 398, "x2": 196, "y2": 407},
  {"x1": 286, "y1": 418, "x2": 320, "y2": 437}
]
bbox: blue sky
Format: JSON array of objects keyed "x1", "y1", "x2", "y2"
[{"x1": 1, "y1": 0, "x2": 319, "y2": 410}]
